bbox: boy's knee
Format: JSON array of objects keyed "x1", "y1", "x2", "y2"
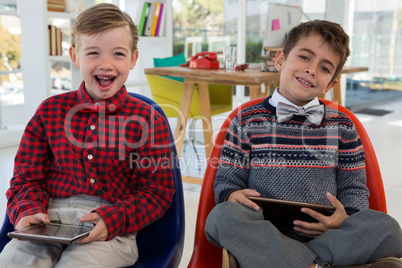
[
  {"x1": 206, "y1": 201, "x2": 263, "y2": 230},
  {"x1": 379, "y1": 212, "x2": 402, "y2": 243},
  {"x1": 205, "y1": 202, "x2": 262, "y2": 247},
  {"x1": 360, "y1": 209, "x2": 401, "y2": 231},
  {"x1": 206, "y1": 202, "x2": 234, "y2": 230}
]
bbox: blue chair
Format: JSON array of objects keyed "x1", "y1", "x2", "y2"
[
  {"x1": 0, "y1": 92, "x2": 185, "y2": 268},
  {"x1": 0, "y1": 212, "x2": 12, "y2": 252}
]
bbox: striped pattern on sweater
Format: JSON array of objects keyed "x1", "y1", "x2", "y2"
[{"x1": 214, "y1": 97, "x2": 369, "y2": 214}]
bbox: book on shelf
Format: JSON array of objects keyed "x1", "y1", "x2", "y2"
[
  {"x1": 263, "y1": 46, "x2": 281, "y2": 55},
  {"x1": 47, "y1": 0, "x2": 66, "y2": 12},
  {"x1": 48, "y1": 25, "x2": 63, "y2": 56},
  {"x1": 138, "y1": 1, "x2": 166, "y2": 37},
  {"x1": 143, "y1": 3, "x2": 156, "y2": 36},
  {"x1": 261, "y1": 47, "x2": 279, "y2": 72},
  {"x1": 150, "y1": 3, "x2": 161, "y2": 36},
  {"x1": 138, "y1": 2, "x2": 150, "y2": 36},
  {"x1": 262, "y1": 61, "x2": 277, "y2": 72},
  {"x1": 56, "y1": 27, "x2": 62, "y2": 56},
  {"x1": 155, "y1": 3, "x2": 165, "y2": 36}
]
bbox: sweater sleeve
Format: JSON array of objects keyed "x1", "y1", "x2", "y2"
[
  {"x1": 335, "y1": 120, "x2": 369, "y2": 214},
  {"x1": 214, "y1": 114, "x2": 251, "y2": 204}
]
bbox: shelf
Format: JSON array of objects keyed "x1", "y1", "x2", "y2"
[
  {"x1": 47, "y1": 11, "x2": 77, "y2": 20},
  {"x1": 139, "y1": 36, "x2": 168, "y2": 42},
  {"x1": 48, "y1": 55, "x2": 70, "y2": 62}
]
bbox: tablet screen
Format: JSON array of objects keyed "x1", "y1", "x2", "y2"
[
  {"x1": 248, "y1": 197, "x2": 335, "y2": 233},
  {"x1": 8, "y1": 223, "x2": 93, "y2": 244}
]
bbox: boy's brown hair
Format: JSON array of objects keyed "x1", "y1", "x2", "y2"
[
  {"x1": 71, "y1": 3, "x2": 139, "y2": 53},
  {"x1": 282, "y1": 20, "x2": 350, "y2": 82}
]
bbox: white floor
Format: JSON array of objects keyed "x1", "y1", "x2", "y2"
[{"x1": 1, "y1": 96, "x2": 402, "y2": 268}]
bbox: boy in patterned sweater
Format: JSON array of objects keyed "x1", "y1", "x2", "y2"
[{"x1": 205, "y1": 20, "x2": 402, "y2": 268}]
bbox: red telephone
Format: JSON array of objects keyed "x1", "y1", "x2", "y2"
[{"x1": 180, "y1": 52, "x2": 220, "y2": 69}]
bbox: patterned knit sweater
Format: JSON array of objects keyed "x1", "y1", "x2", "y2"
[{"x1": 214, "y1": 97, "x2": 369, "y2": 215}]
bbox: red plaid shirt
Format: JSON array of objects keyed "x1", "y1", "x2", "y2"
[{"x1": 6, "y1": 83, "x2": 174, "y2": 240}]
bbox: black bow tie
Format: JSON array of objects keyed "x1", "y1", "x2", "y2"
[
  {"x1": 276, "y1": 102, "x2": 324, "y2": 125},
  {"x1": 78, "y1": 103, "x2": 122, "y2": 114}
]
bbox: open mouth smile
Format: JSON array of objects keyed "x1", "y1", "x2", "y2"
[
  {"x1": 296, "y1": 77, "x2": 314, "y2": 88},
  {"x1": 96, "y1": 76, "x2": 115, "y2": 88}
]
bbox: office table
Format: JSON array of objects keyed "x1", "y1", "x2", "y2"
[{"x1": 144, "y1": 66, "x2": 368, "y2": 184}]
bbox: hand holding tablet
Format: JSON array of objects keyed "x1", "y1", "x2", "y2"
[{"x1": 247, "y1": 196, "x2": 335, "y2": 232}]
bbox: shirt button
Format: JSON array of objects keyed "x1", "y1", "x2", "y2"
[
  {"x1": 90, "y1": 178, "x2": 95, "y2": 184},
  {"x1": 90, "y1": 125, "x2": 96, "y2": 130},
  {"x1": 95, "y1": 102, "x2": 100, "y2": 106},
  {"x1": 88, "y1": 154, "x2": 93, "y2": 160}
]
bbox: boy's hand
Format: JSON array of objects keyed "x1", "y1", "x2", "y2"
[
  {"x1": 15, "y1": 213, "x2": 51, "y2": 230},
  {"x1": 77, "y1": 212, "x2": 108, "y2": 243},
  {"x1": 293, "y1": 192, "x2": 348, "y2": 238},
  {"x1": 227, "y1": 189, "x2": 261, "y2": 211}
]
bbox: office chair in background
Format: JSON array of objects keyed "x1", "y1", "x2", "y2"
[{"x1": 148, "y1": 53, "x2": 234, "y2": 164}]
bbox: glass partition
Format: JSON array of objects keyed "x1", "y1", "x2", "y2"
[
  {"x1": 346, "y1": 0, "x2": 402, "y2": 108},
  {"x1": 0, "y1": 13, "x2": 23, "y2": 129}
]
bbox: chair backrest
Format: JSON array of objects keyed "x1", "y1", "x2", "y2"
[
  {"x1": 153, "y1": 53, "x2": 187, "y2": 82},
  {"x1": 187, "y1": 98, "x2": 387, "y2": 268},
  {"x1": 149, "y1": 54, "x2": 234, "y2": 119},
  {"x1": 146, "y1": 74, "x2": 233, "y2": 118},
  {"x1": 127, "y1": 92, "x2": 185, "y2": 268},
  {"x1": 184, "y1": 36, "x2": 204, "y2": 60},
  {"x1": 0, "y1": 92, "x2": 185, "y2": 268},
  {"x1": 0, "y1": 212, "x2": 13, "y2": 252},
  {"x1": 207, "y1": 36, "x2": 231, "y2": 62}
]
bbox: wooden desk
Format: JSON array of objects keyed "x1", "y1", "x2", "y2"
[
  {"x1": 144, "y1": 66, "x2": 368, "y2": 184},
  {"x1": 144, "y1": 67, "x2": 279, "y2": 156}
]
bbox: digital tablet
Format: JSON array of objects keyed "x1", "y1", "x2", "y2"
[
  {"x1": 8, "y1": 223, "x2": 93, "y2": 244},
  {"x1": 248, "y1": 197, "x2": 335, "y2": 232}
]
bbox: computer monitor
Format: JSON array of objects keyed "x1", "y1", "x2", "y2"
[{"x1": 262, "y1": 3, "x2": 303, "y2": 53}]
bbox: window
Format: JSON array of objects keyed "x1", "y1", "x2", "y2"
[
  {"x1": 243, "y1": 0, "x2": 326, "y2": 63},
  {"x1": 346, "y1": 0, "x2": 402, "y2": 108},
  {"x1": 172, "y1": 0, "x2": 233, "y2": 61},
  {"x1": 0, "y1": 4, "x2": 24, "y2": 129}
]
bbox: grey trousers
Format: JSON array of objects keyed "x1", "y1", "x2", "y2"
[
  {"x1": 0, "y1": 194, "x2": 138, "y2": 268},
  {"x1": 205, "y1": 201, "x2": 402, "y2": 268}
]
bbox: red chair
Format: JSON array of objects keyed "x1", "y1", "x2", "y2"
[{"x1": 187, "y1": 98, "x2": 387, "y2": 268}]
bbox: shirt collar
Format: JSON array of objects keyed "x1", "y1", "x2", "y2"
[
  {"x1": 269, "y1": 87, "x2": 320, "y2": 109},
  {"x1": 76, "y1": 81, "x2": 127, "y2": 107}
]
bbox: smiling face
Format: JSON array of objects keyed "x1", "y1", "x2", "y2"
[
  {"x1": 69, "y1": 26, "x2": 138, "y2": 100},
  {"x1": 274, "y1": 34, "x2": 340, "y2": 107}
]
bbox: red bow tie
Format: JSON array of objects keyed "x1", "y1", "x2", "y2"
[{"x1": 78, "y1": 104, "x2": 122, "y2": 114}]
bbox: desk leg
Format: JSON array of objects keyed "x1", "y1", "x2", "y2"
[
  {"x1": 320, "y1": 75, "x2": 342, "y2": 105},
  {"x1": 198, "y1": 82, "x2": 213, "y2": 160},
  {"x1": 174, "y1": 81, "x2": 195, "y2": 158},
  {"x1": 272, "y1": 81, "x2": 279, "y2": 95},
  {"x1": 249, "y1": 85, "x2": 262, "y2": 100}
]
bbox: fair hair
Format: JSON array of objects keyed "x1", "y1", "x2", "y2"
[{"x1": 71, "y1": 3, "x2": 139, "y2": 53}]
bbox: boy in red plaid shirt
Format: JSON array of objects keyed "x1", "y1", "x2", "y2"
[{"x1": 0, "y1": 3, "x2": 174, "y2": 267}]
